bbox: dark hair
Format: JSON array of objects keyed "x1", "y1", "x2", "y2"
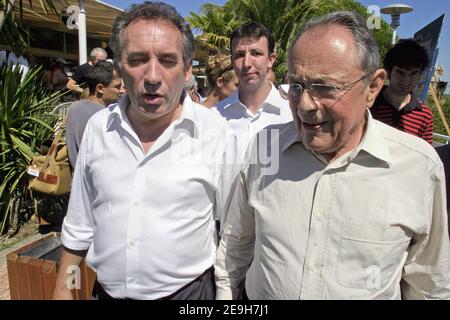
[
  {"x1": 230, "y1": 21, "x2": 275, "y2": 54},
  {"x1": 289, "y1": 11, "x2": 380, "y2": 83},
  {"x1": 383, "y1": 38, "x2": 429, "y2": 73},
  {"x1": 110, "y1": 1, "x2": 194, "y2": 71},
  {"x1": 87, "y1": 61, "x2": 115, "y2": 95}
]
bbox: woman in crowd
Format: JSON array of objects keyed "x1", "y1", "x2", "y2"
[{"x1": 202, "y1": 54, "x2": 238, "y2": 108}]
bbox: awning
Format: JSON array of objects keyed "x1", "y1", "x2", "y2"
[{"x1": 13, "y1": 0, "x2": 123, "y2": 40}]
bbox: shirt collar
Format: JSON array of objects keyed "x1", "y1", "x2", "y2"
[
  {"x1": 350, "y1": 110, "x2": 393, "y2": 165},
  {"x1": 107, "y1": 92, "x2": 199, "y2": 138},
  {"x1": 223, "y1": 82, "x2": 282, "y2": 115},
  {"x1": 375, "y1": 85, "x2": 423, "y2": 112},
  {"x1": 280, "y1": 110, "x2": 392, "y2": 166}
]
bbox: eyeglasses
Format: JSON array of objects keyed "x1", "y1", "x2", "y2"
[{"x1": 279, "y1": 74, "x2": 368, "y2": 101}]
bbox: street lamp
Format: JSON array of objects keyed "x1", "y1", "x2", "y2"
[{"x1": 380, "y1": 4, "x2": 414, "y2": 45}]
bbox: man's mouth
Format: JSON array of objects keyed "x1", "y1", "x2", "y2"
[
  {"x1": 301, "y1": 120, "x2": 328, "y2": 130},
  {"x1": 143, "y1": 93, "x2": 163, "y2": 104}
]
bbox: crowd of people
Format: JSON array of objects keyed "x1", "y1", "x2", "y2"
[{"x1": 18, "y1": 1, "x2": 447, "y2": 300}]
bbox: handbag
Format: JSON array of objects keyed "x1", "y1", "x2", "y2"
[{"x1": 27, "y1": 115, "x2": 72, "y2": 196}]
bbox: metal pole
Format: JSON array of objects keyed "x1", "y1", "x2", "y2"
[
  {"x1": 392, "y1": 29, "x2": 397, "y2": 45},
  {"x1": 78, "y1": 0, "x2": 87, "y2": 64}
]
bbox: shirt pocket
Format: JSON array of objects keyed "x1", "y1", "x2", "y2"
[{"x1": 336, "y1": 220, "x2": 410, "y2": 289}]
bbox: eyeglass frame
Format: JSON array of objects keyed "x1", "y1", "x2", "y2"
[{"x1": 278, "y1": 73, "x2": 369, "y2": 101}]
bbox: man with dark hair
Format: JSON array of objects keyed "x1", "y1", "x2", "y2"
[
  {"x1": 66, "y1": 47, "x2": 108, "y2": 95},
  {"x1": 213, "y1": 21, "x2": 291, "y2": 160},
  {"x1": 65, "y1": 61, "x2": 124, "y2": 169},
  {"x1": 215, "y1": 11, "x2": 450, "y2": 299},
  {"x1": 370, "y1": 39, "x2": 434, "y2": 144},
  {"x1": 54, "y1": 1, "x2": 238, "y2": 300}
]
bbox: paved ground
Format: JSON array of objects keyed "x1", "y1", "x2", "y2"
[{"x1": 0, "y1": 224, "x2": 44, "y2": 300}]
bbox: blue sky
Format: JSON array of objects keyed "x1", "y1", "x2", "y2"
[{"x1": 105, "y1": 0, "x2": 450, "y2": 83}]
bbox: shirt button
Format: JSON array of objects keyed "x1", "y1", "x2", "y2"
[
  {"x1": 128, "y1": 277, "x2": 135, "y2": 284},
  {"x1": 129, "y1": 240, "x2": 135, "y2": 247},
  {"x1": 134, "y1": 201, "x2": 140, "y2": 207}
]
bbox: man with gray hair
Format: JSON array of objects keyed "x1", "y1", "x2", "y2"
[
  {"x1": 185, "y1": 75, "x2": 201, "y2": 103},
  {"x1": 215, "y1": 11, "x2": 450, "y2": 299},
  {"x1": 54, "y1": 2, "x2": 238, "y2": 300},
  {"x1": 66, "y1": 47, "x2": 108, "y2": 95}
]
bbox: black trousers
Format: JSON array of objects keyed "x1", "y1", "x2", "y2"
[{"x1": 96, "y1": 266, "x2": 215, "y2": 300}]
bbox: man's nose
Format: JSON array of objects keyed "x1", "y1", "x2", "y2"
[
  {"x1": 296, "y1": 89, "x2": 320, "y2": 113},
  {"x1": 242, "y1": 52, "x2": 252, "y2": 69},
  {"x1": 143, "y1": 59, "x2": 161, "y2": 85},
  {"x1": 119, "y1": 84, "x2": 126, "y2": 96}
]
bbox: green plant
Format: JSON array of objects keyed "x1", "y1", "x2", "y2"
[{"x1": 0, "y1": 63, "x2": 62, "y2": 236}]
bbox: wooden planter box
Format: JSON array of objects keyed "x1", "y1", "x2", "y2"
[{"x1": 6, "y1": 232, "x2": 96, "y2": 300}]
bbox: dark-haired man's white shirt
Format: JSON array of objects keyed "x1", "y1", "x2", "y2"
[
  {"x1": 213, "y1": 82, "x2": 292, "y2": 162},
  {"x1": 61, "y1": 95, "x2": 238, "y2": 299}
]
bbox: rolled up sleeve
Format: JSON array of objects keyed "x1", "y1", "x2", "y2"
[
  {"x1": 215, "y1": 168, "x2": 255, "y2": 300},
  {"x1": 402, "y1": 160, "x2": 450, "y2": 299},
  {"x1": 61, "y1": 122, "x2": 95, "y2": 251}
]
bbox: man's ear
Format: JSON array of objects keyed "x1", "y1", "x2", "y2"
[
  {"x1": 367, "y1": 68, "x2": 386, "y2": 108},
  {"x1": 268, "y1": 52, "x2": 276, "y2": 69},
  {"x1": 184, "y1": 61, "x2": 193, "y2": 82},
  {"x1": 96, "y1": 83, "x2": 104, "y2": 96}
]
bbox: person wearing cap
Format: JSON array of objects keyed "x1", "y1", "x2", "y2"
[
  {"x1": 50, "y1": 57, "x2": 70, "y2": 93},
  {"x1": 202, "y1": 54, "x2": 238, "y2": 109}
]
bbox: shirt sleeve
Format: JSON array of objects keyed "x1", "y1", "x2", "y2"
[
  {"x1": 214, "y1": 127, "x2": 240, "y2": 229},
  {"x1": 61, "y1": 121, "x2": 95, "y2": 251},
  {"x1": 215, "y1": 163, "x2": 255, "y2": 300},
  {"x1": 401, "y1": 159, "x2": 450, "y2": 299}
]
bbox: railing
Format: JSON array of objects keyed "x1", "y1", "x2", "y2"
[{"x1": 433, "y1": 133, "x2": 450, "y2": 146}]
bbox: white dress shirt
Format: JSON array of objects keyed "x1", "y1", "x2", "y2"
[
  {"x1": 215, "y1": 111, "x2": 450, "y2": 299},
  {"x1": 62, "y1": 94, "x2": 239, "y2": 299},
  {"x1": 213, "y1": 83, "x2": 292, "y2": 161}
]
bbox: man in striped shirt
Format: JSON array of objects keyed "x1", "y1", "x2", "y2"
[{"x1": 370, "y1": 39, "x2": 433, "y2": 144}]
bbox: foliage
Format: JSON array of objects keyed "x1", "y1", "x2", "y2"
[
  {"x1": 0, "y1": 64, "x2": 61, "y2": 236},
  {"x1": 188, "y1": 0, "x2": 393, "y2": 84},
  {"x1": 187, "y1": 3, "x2": 239, "y2": 54},
  {"x1": 426, "y1": 93, "x2": 450, "y2": 141},
  {"x1": 0, "y1": 0, "x2": 58, "y2": 53}
]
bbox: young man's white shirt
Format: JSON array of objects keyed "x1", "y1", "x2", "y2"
[{"x1": 213, "y1": 82, "x2": 292, "y2": 162}]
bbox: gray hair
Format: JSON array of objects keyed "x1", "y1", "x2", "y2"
[
  {"x1": 89, "y1": 47, "x2": 107, "y2": 60},
  {"x1": 289, "y1": 11, "x2": 380, "y2": 81},
  {"x1": 110, "y1": 1, "x2": 194, "y2": 71},
  {"x1": 185, "y1": 76, "x2": 198, "y2": 91}
]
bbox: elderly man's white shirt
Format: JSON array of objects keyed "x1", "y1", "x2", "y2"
[
  {"x1": 62, "y1": 95, "x2": 238, "y2": 299},
  {"x1": 213, "y1": 83, "x2": 292, "y2": 161},
  {"x1": 215, "y1": 112, "x2": 450, "y2": 300}
]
